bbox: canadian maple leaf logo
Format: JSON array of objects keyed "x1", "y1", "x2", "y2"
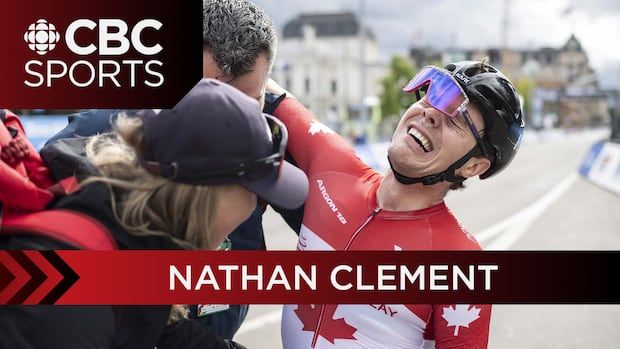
[
  {"x1": 308, "y1": 121, "x2": 335, "y2": 136},
  {"x1": 295, "y1": 305, "x2": 357, "y2": 344},
  {"x1": 295, "y1": 304, "x2": 320, "y2": 332},
  {"x1": 442, "y1": 304, "x2": 481, "y2": 336}
]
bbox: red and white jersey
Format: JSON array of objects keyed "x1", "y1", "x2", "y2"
[{"x1": 274, "y1": 98, "x2": 491, "y2": 349}]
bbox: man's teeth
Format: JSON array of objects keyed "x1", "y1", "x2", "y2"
[{"x1": 408, "y1": 128, "x2": 433, "y2": 152}]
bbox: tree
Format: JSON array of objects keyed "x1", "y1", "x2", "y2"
[
  {"x1": 379, "y1": 56, "x2": 418, "y2": 119},
  {"x1": 515, "y1": 77, "x2": 536, "y2": 125}
]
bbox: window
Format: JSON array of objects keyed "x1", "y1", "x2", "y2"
[
  {"x1": 305, "y1": 78, "x2": 310, "y2": 94},
  {"x1": 331, "y1": 80, "x2": 337, "y2": 94}
]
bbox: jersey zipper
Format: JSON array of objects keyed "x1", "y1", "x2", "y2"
[
  {"x1": 310, "y1": 205, "x2": 382, "y2": 348},
  {"x1": 343, "y1": 205, "x2": 381, "y2": 250}
]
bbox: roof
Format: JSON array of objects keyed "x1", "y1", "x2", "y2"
[
  {"x1": 282, "y1": 12, "x2": 375, "y2": 40},
  {"x1": 562, "y1": 34, "x2": 583, "y2": 52}
]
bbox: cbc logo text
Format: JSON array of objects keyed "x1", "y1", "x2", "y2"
[{"x1": 24, "y1": 18, "x2": 164, "y2": 88}]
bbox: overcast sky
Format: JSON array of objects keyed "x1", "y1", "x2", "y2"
[{"x1": 252, "y1": 0, "x2": 620, "y2": 88}]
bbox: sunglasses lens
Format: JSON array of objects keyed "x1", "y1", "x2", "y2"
[
  {"x1": 403, "y1": 66, "x2": 436, "y2": 92},
  {"x1": 271, "y1": 120, "x2": 282, "y2": 153},
  {"x1": 263, "y1": 114, "x2": 287, "y2": 177},
  {"x1": 265, "y1": 115, "x2": 284, "y2": 154},
  {"x1": 403, "y1": 66, "x2": 467, "y2": 117},
  {"x1": 425, "y1": 78, "x2": 466, "y2": 117}
]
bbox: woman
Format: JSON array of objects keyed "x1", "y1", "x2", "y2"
[{"x1": 0, "y1": 79, "x2": 308, "y2": 349}]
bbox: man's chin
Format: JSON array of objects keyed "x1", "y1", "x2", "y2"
[
  {"x1": 387, "y1": 152, "x2": 430, "y2": 179},
  {"x1": 387, "y1": 154, "x2": 410, "y2": 175},
  {"x1": 386, "y1": 142, "x2": 401, "y2": 160}
]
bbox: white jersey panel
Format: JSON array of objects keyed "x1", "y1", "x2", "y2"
[{"x1": 297, "y1": 224, "x2": 334, "y2": 251}]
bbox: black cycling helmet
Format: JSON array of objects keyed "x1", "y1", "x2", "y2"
[{"x1": 444, "y1": 61, "x2": 525, "y2": 179}]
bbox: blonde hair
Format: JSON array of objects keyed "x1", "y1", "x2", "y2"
[{"x1": 82, "y1": 115, "x2": 219, "y2": 250}]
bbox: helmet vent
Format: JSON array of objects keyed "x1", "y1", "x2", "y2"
[
  {"x1": 465, "y1": 62, "x2": 497, "y2": 77},
  {"x1": 464, "y1": 67, "x2": 479, "y2": 77}
]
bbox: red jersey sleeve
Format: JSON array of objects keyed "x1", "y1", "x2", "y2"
[
  {"x1": 272, "y1": 97, "x2": 370, "y2": 177},
  {"x1": 431, "y1": 303, "x2": 492, "y2": 349}
]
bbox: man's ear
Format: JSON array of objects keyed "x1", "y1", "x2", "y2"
[
  {"x1": 456, "y1": 156, "x2": 491, "y2": 179},
  {"x1": 202, "y1": 51, "x2": 221, "y2": 79}
]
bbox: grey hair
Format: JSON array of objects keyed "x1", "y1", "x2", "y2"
[{"x1": 203, "y1": 0, "x2": 277, "y2": 78}]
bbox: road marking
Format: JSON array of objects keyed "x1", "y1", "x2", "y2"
[
  {"x1": 236, "y1": 309, "x2": 282, "y2": 336},
  {"x1": 477, "y1": 173, "x2": 578, "y2": 250}
]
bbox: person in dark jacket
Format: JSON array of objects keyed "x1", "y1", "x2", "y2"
[
  {"x1": 43, "y1": 0, "x2": 305, "y2": 339},
  {"x1": 0, "y1": 79, "x2": 308, "y2": 349}
]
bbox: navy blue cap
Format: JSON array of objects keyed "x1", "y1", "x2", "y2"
[{"x1": 140, "y1": 78, "x2": 308, "y2": 209}]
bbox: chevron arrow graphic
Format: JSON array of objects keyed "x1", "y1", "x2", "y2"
[
  {"x1": 0, "y1": 260, "x2": 16, "y2": 295},
  {"x1": 39, "y1": 251, "x2": 79, "y2": 304},
  {"x1": 0, "y1": 250, "x2": 29, "y2": 303},
  {"x1": 7, "y1": 251, "x2": 47, "y2": 304},
  {"x1": 0, "y1": 251, "x2": 79, "y2": 305}
]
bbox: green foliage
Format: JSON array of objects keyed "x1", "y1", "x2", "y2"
[
  {"x1": 515, "y1": 77, "x2": 536, "y2": 122},
  {"x1": 380, "y1": 56, "x2": 418, "y2": 119}
]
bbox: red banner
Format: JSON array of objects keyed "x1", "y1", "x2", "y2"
[{"x1": 0, "y1": 250, "x2": 618, "y2": 305}]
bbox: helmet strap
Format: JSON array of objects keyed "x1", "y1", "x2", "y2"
[{"x1": 387, "y1": 146, "x2": 482, "y2": 186}]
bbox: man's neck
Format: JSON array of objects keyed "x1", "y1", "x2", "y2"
[{"x1": 376, "y1": 171, "x2": 449, "y2": 211}]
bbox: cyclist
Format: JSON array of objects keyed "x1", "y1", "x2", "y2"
[{"x1": 267, "y1": 60, "x2": 525, "y2": 349}]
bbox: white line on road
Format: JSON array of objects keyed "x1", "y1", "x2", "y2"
[{"x1": 477, "y1": 172, "x2": 578, "y2": 250}]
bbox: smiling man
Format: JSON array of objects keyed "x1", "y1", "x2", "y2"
[{"x1": 267, "y1": 60, "x2": 524, "y2": 348}]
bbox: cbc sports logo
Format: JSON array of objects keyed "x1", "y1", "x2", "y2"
[
  {"x1": 24, "y1": 19, "x2": 60, "y2": 55},
  {"x1": 23, "y1": 18, "x2": 164, "y2": 88}
]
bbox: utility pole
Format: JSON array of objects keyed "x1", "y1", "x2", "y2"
[
  {"x1": 358, "y1": 0, "x2": 368, "y2": 137},
  {"x1": 502, "y1": 0, "x2": 511, "y2": 75}
]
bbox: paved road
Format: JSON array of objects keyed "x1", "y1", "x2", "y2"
[{"x1": 235, "y1": 129, "x2": 620, "y2": 348}]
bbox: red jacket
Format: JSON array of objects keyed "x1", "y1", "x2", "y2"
[{"x1": 0, "y1": 109, "x2": 54, "y2": 211}]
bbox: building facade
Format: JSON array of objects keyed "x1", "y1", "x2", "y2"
[{"x1": 272, "y1": 13, "x2": 386, "y2": 135}]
